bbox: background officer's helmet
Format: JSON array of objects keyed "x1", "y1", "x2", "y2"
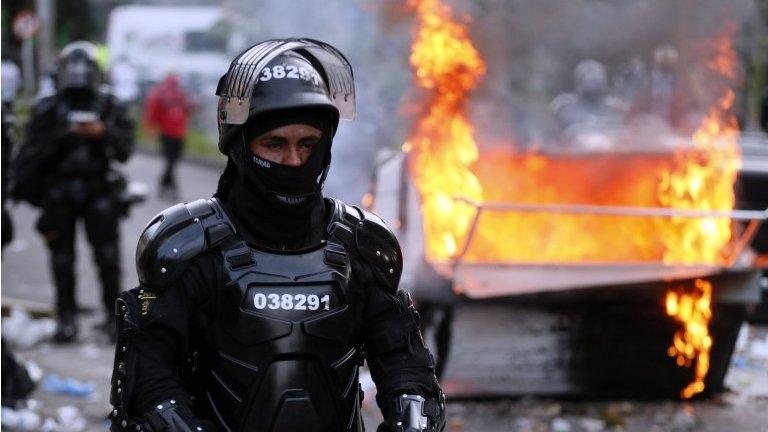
[
  {"x1": 57, "y1": 41, "x2": 101, "y2": 92},
  {"x1": 574, "y1": 59, "x2": 608, "y2": 99}
]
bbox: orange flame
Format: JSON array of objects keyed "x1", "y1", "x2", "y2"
[
  {"x1": 665, "y1": 278, "x2": 713, "y2": 399},
  {"x1": 407, "y1": 0, "x2": 485, "y2": 260},
  {"x1": 406, "y1": 2, "x2": 741, "y2": 268},
  {"x1": 657, "y1": 24, "x2": 741, "y2": 266},
  {"x1": 662, "y1": 24, "x2": 740, "y2": 399},
  {"x1": 405, "y1": 3, "x2": 740, "y2": 400}
]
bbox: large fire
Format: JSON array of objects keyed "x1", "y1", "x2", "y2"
[
  {"x1": 405, "y1": 0, "x2": 741, "y2": 399},
  {"x1": 407, "y1": 0, "x2": 485, "y2": 259},
  {"x1": 406, "y1": 3, "x2": 740, "y2": 266}
]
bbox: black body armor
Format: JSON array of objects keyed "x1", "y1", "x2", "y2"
[
  {"x1": 113, "y1": 198, "x2": 433, "y2": 432},
  {"x1": 201, "y1": 234, "x2": 363, "y2": 431}
]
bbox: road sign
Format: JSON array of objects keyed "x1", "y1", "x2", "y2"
[{"x1": 12, "y1": 11, "x2": 40, "y2": 40}]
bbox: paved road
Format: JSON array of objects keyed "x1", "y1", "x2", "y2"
[{"x1": 2, "y1": 152, "x2": 222, "y2": 311}]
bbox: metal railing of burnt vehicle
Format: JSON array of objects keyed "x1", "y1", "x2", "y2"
[{"x1": 452, "y1": 198, "x2": 768, "y2": 269}]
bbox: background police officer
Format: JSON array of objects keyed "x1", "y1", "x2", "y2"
[
  {"x1": 110, "y1": 39, "x2": 445, "y2": 432},
  {"x1": 13, "y1": 41, "x2": 134, "y2": 342}
]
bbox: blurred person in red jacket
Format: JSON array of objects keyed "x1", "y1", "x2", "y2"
[{"x1": 144, "y1": 74, "x2": 194, "y2": 200}]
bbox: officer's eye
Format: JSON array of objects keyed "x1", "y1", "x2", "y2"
[
  {"x1": 261, "y1": 139, "x2": 283, "y2": 150},
  {"x1": 300, "y1": 137, "x2": 320, "y2": 150}
]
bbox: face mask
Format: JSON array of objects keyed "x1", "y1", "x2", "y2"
[
  {"x1": 234, "y1": 108, "x2": 334, "y2": 208},
  {"x1": 245, "y1": 140, "x2": 327, "y2": 205}
]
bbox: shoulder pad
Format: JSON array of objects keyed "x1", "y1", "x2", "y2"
[
  {"x1": 136, "y1": 198, "x2": 235, "y2": 288},
  {"x1": 328, "y1": 200, "x2": 402, "y2": 292}
]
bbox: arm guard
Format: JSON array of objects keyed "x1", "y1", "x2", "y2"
[
  {"x1": 136, "y1": 198, "x2": 234, "y2": 289},
  {"x1": 329, "y1": 201, "x2": 430, "y2": 370},
  {"x1": 329, "y1": 201, "x2": 444, "y2": 429}
]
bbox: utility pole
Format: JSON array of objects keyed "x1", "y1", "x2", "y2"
[{"x1": 35, "y1": 0, "x2": 56, "y2": 74}]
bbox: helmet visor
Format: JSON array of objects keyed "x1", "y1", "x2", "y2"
[{"x1": 216, "y1": 38, "x2": 355, "y2": 125}]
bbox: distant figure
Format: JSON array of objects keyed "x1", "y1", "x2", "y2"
[
  {"x1": 12, "y1": 41, "x2": 134, "y2": 342},
  {"x1": 2, "y1": 110, "x2": 15, "y2": 251},
  {"x1": 551, "y1": 59, "x2": 626, "y2": 146},
  {"x1": 632, "y1": 45, "x2": 687, "y2": 128},
  {"x1": 2, "y1": 58, "x2": 20, "y2": 251},
  {"x1": 613, "y1": 56, "x2": 646, "y2": 105},
  {"x1": 144, "y1": 74, "x2": 193, "y2": 200}
]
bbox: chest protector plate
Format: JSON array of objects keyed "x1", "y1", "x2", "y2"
[{"x1": 197, "y1": 236, "x2": 364, "y2": 432}]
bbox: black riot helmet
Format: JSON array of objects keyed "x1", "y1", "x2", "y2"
[
  {"x1": 215, "y1": 38, "x2": 355, "y2": 208},
  {"x1": 57, "y1": 41, "x2": 101, "y2": 91}
]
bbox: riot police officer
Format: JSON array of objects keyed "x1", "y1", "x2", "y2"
[
  {"x1": 551, "y1": 59, "x2": 626, "y2": 142},
  {"x1": 13, "y1": 41, "x2": 134, "y2": 342},
  {"x1": 109, "y1": 39, "x2": 445, "y2": 432}
]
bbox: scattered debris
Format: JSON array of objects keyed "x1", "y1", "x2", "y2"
[
  {"x1": 1, "y1": 406, "x2": 42, "y2": 431},
  {"x1": 579, "y1": 417, "x2": 605, "y2": 432},
  {"x1": 40, "y1": 406, "x2": 87, "y2": 432},
  {"x1": 1, "y1": 308, "x2": 56, "y2": 349},
  {"x1": 42, "y1": 375, "x2": 96, "y2": 399},
  {"x1": 551, "y1": 417, "x2": 571, "y2": 432}
]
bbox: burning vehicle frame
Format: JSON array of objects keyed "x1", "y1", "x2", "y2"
[
  {"x1": 363, "y1": 0, "x2": 768, "y2": 401},
  {"x1": 369, "y1": 144, "x2": 767, "y2": 400}
]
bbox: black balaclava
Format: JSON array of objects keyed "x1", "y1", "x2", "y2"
[{"x1": 222, "y1": 107, "x2": 335, "y2": 249}]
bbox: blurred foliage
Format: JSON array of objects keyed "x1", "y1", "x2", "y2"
[
  {"x1": 56, "y1": 0, "x2": 97, "y2": 48},
  {"x1": 185, "y1": 129, "x2": 223, "y2": 160}
]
